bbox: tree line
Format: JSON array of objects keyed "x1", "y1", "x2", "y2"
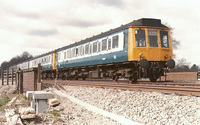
[
  {"x1": 0, "y1": 51, "x2": 33, "y2": 71},
  {"x1": 170, "y1": 58, "x2": 199, "y2": 72}
]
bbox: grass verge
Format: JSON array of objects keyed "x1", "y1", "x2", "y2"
[{"x1": 0, "y1": 96, "x2": 11, "y2": 111}]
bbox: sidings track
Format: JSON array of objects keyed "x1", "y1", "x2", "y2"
[{"x1": 42, "y1": 79, "x2": 200, "y2": 97}]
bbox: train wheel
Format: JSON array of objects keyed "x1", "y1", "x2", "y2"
[
  {"x1": 149, "y1": 77, "x2": 157, "y2": 82},
  {"x1": 129, "y1": 75, "x2": 137, "y2": 83},
  {"x1": 113, "y1": 75, "x2": 119, "y2": 82},
  {"x1": 82, "y1": 75, "x2": 86, "y2": 80},
  {"x1": 75, "y1": 76, "x2": 78, "y2": 80},
  {"x1": 149, "y1": 72, "x2": 159, "y2": 82},
  {"x1": 112, "y1": 75, "x2": 116, "y2": 81},
  {"x1": 82, "y1": 76, "x2": 86, "y2": 80},
  {"x1": 62, "y1": 75, "x2": 66, "y2": 80}
]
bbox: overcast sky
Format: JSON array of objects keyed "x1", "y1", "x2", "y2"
[{"x1": 0, "y1": 0, "x2": 199, "y2": 66}]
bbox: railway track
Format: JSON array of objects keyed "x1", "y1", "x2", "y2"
[{"x1": 42, "y1": 79, "x2": 200, "y2": 97}]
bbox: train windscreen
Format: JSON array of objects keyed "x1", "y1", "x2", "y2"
[
  {"x1": 148, "y1": 30, "x2": 158, "y2": 47},
  {"x1": 135, "y1": 29, "x2": 146, "y2": 47},
  {"x1": 160, "y1": 31, "x2": 169, "y2": 48}
]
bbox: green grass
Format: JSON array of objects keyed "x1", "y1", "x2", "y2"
[
  {"x1": 49, "y1": 110, "x2": 61, "y2": 117},
  {"x1": 0, "y1": 96, "x2": 11, "y2": 111},
  {"x1": 0, "y1": 94, "x2": 29, "y2": 111},
  {"x1": 49, "y1": 110, "x2": 62, "y2": 123}
]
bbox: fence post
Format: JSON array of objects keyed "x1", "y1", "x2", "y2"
[
  {"x1": 55, "y1": 69, "x2": 58, "y2": 85},
  {"x1": 17, "y1": 71, "x2": 19, "y2": 91},
  {"x1": 7, "y1": 69, "x2": 9, "y2": 85},
  {"x1": 1, "y1": 70, "x2": 3, "y2": 85},
  {"x1": 12, "y1": 68, "x2": 14, "y2": 85},
  {"x1": 37, "y1": 63, "x2": 42, "y2": 90},
  {"x1": 38, "y1": 63, "x2": 42, "y2": 83},
  {"x1": 19, "y1": 70, "x2": 23, "y2": 94}
]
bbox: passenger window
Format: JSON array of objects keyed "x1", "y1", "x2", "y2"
[
  {"x1": 160, "y1": 31, "x2": 169, "y2": 48},
  {"x1": 64, "y1": 52, "x2": 66, "y2": 59},
  {"x1": 135, "y1": 30, "x2": 146, "y2": 47},
  {"x1": 82, "y1": 46, "x2": 84, "y2": 55},
  {"x1": 124, "y1": 29, "x2": 128, "y2": 46},
  {"x1": 58, "y1": 53, "x2": 61, "y2": 60},
  {"x1": 72, "y1": 48, "x2": 75, "y2": 57},
  {"x1": 78, "y1": 47, "x2": 81, "y2": 56},
  {"x1": 148, "y1": 30, "x2": 158, "y2": 47},
  {"x1": 112, "y1": 35, "x2": 119, "y2": 48},
  {"x1": 108, "y1": 39, "x2": 111, "y2": 50},
  {"x1": 93, "y1": 42, "x2": 97, "y2": 53},
  {"x1": 49, "y1": 56, "x2": 51, "y2": 63},
  {"x1": 102, "y1": 39, "x2": 107, "y2": 51},
  {"x1": 90, "y1": 44, "x2": 92, "y2": 54},
  {"x1": 76, "y1": 48, "x2": 78, "y2": 56},
  {"x1": 98, "y1": 41, "x2": 101, "y2": 52},
  {"x1": 85, "y1": 44, "x2": 89, "y2": 54},
  {"x1": 67, "y1": 50, "x2": 70, "y2": 58}
]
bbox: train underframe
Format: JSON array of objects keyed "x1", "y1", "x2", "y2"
[{"x1": 42, "y1": 61, "x2": 169, "y2": 83}]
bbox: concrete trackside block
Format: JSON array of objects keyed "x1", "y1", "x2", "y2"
[
  {"x1": 26, "y1": 91, "x2": 34, "y2": 98},
  {"x1": 33, "y1": 91, "x2": 52, "y2": 114},
  {"x1": 26, "y1": 91, "x2": 53, "y2": 114},
  {"x1": 26, "y1": 91, "x2": 35, "y2": 109},
  {"x1": 36, "y1": 99, "x2": 48, "y2": 114},
  {"x1": 32, "y1": 91, "x2": 52, "y2": 100}
]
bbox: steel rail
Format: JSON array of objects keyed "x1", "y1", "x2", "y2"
[{"x1": 42, "y1": 80, "x2": 200, "y2": 97}]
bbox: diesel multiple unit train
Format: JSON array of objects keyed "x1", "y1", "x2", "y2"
[{"x1": 9, "y1": 18, "x2": 175, "y2": 82}]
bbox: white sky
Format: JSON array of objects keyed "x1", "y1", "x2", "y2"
[{"x1": 0, "y1": 0, "x2": 199, "y2": 66}]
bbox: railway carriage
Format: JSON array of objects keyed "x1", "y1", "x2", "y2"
[
  {"x1": 47, "y1": 18, "x2": 175, "y2": 82},
  {"x1": 9, "y1": 18, "x2": 175, "y2": 82}
]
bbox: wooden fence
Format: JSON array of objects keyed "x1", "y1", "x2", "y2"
[
  {"x1": 1, "y1": 64, "x2": 42, "y2": 93},
  {"x1": 1, "y1": 68, "x2": 16, "y2": 85}
]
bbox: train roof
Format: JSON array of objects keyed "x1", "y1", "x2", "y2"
[{"x1": 56, "y1": 18, "x2": 168, "y2": 52}]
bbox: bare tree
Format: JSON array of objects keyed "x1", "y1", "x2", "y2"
[
  {"x1": 164, "y1": 23, "x2": 180, "y2": 58},
  {"x1": 190, "y1": 64, "x2": 198, "y2": 72}
]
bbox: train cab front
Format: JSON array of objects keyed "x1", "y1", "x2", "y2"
[{"x1": 128, "y1": 26, "x2": 175, "y2": 82}]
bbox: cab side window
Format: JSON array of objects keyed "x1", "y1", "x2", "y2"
[
  {"x1": 135, "y1": 30, "x2": 146, "y2": 47},
  {"x1": 160, "y1": 31, "x2": 169, "y2": 48},
  {"x1": 124, "y1": 29, "x2": 128, "y2": 46}
]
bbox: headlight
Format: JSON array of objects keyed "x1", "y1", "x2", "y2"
[
  {"x1": 164, "y1": 54, "x2": 168, "y2": 59},
  {"x1": 140, "y1": 53, "x2": 144, "y2": 58}
]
